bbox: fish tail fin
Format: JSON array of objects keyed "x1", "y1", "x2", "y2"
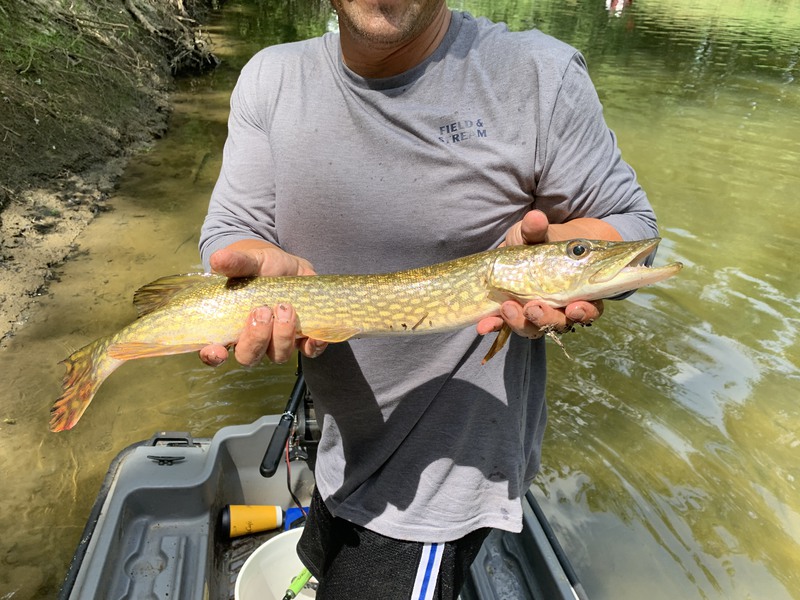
[{"x1": 50, "y1": 337, "x2": 122, "y2": 432}]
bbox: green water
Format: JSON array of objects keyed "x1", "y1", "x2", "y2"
[
  {"x1": 514, "y1": 2, "x2": 800, "y2": 598},
  {"x1": 0, "y1": 0, "x2": 797, "y2": 597}
]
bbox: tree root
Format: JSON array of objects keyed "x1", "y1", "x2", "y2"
[{"x1": 123, "y1": 0, "x2": 218, "y2": 73}]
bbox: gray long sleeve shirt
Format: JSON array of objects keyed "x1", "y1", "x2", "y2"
[{"x1": 200, "y1": 11, "x2": 657, "y2": 543}]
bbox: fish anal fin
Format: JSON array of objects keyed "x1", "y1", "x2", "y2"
[
  {"x1": 133, "y1": 274, "x2": 221, "y2": 317},
  {"x1": 108, "y1": 342, "x2": 206, "y2": 360},
  {"x1": 301, "y1": 326, "x2": 362, "y2": 343},
  {"x1": 482, "y1": 324, "x2": 512, "y2": 364}
]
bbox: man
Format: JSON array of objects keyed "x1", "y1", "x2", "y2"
[{"x1": 199, "y1": 0, "x2": 657, "y2": 597}]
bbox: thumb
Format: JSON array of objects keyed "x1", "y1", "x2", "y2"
[
  {"x1": 504, "y1": 210, "x2": 550, "y2": 247},
  {"x1": 209, "y1": 248, "x2": 261, "y2": 278}
]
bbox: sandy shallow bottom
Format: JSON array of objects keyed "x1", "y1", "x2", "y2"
[{"x1": 0, "y1": 161, "x2": 131, "y2": 347}]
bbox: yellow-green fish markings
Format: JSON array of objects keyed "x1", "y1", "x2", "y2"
[{"x1": 50, "y1": 238, "x2": 682, "y2": 431}]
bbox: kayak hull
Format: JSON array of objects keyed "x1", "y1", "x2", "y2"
[{"x1": 58, "y1": 416, "x2": 586, "y2": 599}]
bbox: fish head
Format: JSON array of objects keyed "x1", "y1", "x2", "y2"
[{"x1": 487, "y1": 238, "x2": 682, "y2": 307}]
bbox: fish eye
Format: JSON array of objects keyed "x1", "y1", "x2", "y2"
[{"x1": 566, "y1": 240, "x2": 592, "y2": 259}]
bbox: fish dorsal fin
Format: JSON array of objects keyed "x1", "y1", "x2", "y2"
[{"x1": 133, "y1": 273, "x2": 222, "y2": 317}]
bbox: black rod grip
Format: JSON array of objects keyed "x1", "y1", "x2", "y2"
[
  {"x1": 260, "y1": 413, "x2": 294, "y2": 477},
  {"x1": 260, "y1": 367, "x2": 307, "y2": 478}
]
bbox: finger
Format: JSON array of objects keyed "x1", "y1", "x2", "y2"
[
  {"x1": 521, "y1": 302, "x2": 572, "y2": 334},
  {"x1": 294, "y1": 257, "x2": 318, "y2": 277},
  {"x1": 234, "y1": 306, "x2": 274, "y2": 366},
  {"x1": 501, "y1": 301, "x2": 545, "y2": 339},
  {"x1": 503, "y1": 210, "x2": 550, "y2": 247},
  {"x1": 476, "y1": 315, "x2": 505, "y2": 336},
  {"x1": 199, "y1": 343, "x2": 229, "y2": 367},
  {"x1": 299, "y1": 337, "x2": 328, "y2": 359},
  {"x1": 268, "y1": 303, "x2": 298, "y2": 364},
  {"x1": 565, "y1": 300, "x2": 604, "y2": 325},
  {"x1": 209, "y1": 248, "x2": 261, "y2": 278}
]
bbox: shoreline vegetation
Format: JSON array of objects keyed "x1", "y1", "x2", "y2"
[{"x1": 0, "y1": 0, "x2": 219, "y2": 346}]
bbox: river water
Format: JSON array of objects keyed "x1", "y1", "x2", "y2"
[{"x1": 1, "y1": 0, "x2": 798, "y2": 598}]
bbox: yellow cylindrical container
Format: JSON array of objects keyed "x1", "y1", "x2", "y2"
[{"x1": 221, "y1": 505, "x2": 283, "y2": 538}]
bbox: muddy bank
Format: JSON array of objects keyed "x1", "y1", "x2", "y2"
[{"x1": 0, "y1": 0, "x2": 218, "y2": 345}]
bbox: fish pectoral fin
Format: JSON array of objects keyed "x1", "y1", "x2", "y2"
[
  {"x1": 107, "y1": 342, "x2": 207, "y2": 360},
  {"x1": 482, "y1": 324, "x2": 512, "y2": 364},
  {"x1": 301, "y1": 326, "x2": 362, "y2": 343}
]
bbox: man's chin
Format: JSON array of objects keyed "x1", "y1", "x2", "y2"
[{"x1": 342, "y1": 17, "x2": 418, "y2": 47}]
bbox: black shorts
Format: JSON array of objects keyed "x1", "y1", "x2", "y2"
[{"x1": 297, "y1": 487, "x2": 490, "y2": 600}]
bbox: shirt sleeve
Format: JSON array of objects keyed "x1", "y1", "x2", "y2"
[
  {"x1": 535, "y1": 52, "x2": 659, "y2": 244},
  {"x1": 199, "y1": 54, "x2": 280, "y2": 271}
]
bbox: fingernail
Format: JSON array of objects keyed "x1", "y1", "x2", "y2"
[
  {"x1": 277, "y1": 303, "x2": 292, "y2": 323},
  {"x1": 252, "y1": 306, "x2": 272, "y2": 326},
  {"x1": 208, "y1": 351, "x2": 225, "y2": 367},
  {"x1": 310, "y1": 340, "x2": 327, "y2": 358},
  {"x1": 569, "y1": 307, "x2": 586, "y2": 322},
  {"x1": 524, "y1": 304, "x2": 544, "y2": 323},
  {"x1": 502, "y1": 304, "x2": 519, "y2": 320}
]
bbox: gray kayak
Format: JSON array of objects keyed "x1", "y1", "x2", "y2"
[{"x1": 57, "y1": 375, "x2": 587, "y2": 600}]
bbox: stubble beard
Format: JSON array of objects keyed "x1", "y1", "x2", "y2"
[{"x1": 331, "y1": 0, "x2": 443, "y2": 49}]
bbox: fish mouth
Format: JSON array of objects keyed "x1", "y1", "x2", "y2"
[{"x1": 589, "y1": 238, "x2": 683, "y2": 295}]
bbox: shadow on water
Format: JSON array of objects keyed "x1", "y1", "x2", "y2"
[{"x1": 0, "y1": 0, "x2": 798, "y2": 598}]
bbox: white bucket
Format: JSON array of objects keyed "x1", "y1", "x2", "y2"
[{"x1": 235, "y1": 527, "x2": 316, "y2": 600}]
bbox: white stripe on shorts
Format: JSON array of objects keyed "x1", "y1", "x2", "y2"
[{"x1": 411, "y1": 542, "x2": 444, "y2": 600}]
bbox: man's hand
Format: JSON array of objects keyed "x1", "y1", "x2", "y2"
[
  {"x1": 476, "y1": 210, "x2": 622, "y2": 341},
  {"x1": 199, "y1": 240, "x2": 328, "y2": 367}
]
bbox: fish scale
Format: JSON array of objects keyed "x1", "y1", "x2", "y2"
[{"x1": 49, "y1": 238, "x2": 681, "y2": 431}]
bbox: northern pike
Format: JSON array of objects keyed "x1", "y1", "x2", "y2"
[{"x1": 50, "y1": 238, "x2": 681, "y2": 431}]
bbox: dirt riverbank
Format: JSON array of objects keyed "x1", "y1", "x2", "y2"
[{"x1": 0, "y1": 0, "x2": 218, "y2": 346}]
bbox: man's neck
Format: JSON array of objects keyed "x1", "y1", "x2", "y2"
[{"x1": 340, "y1": 6, "x2": 452, "y2": 79}]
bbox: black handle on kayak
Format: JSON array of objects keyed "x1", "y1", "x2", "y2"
[{"x1": 260, "y1": 363, "x2": 307, "y2": 478}]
